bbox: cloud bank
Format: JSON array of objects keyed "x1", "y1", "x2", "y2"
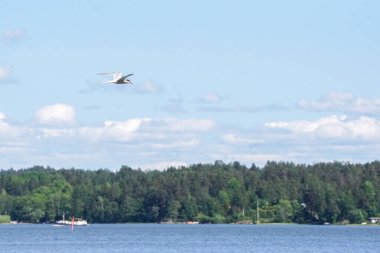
[
  {"x1": 265, "y1": 115, "x2": 380, "y2": 140},
  {"x1": 2, "y1": 99, "x2": 380, "y2": 170}
]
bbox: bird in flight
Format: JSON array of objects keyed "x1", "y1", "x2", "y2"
[{"x1": 97, "y1": 72, "x2": 134, "y2": 84}]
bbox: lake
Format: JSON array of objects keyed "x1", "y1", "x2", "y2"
[{"x1": 1, "y1": 224, "x2": 380, "y2": 253}]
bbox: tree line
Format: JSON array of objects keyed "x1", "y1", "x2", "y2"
[{"x1": 1, "y1": 160, "x2": 380, "y2": 224}]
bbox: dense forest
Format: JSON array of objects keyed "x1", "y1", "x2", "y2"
[{"x1": 1, "y1": 161, "x2": 380, "y2": 225}]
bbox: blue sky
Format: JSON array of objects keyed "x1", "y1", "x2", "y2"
[{"x1": 1, "y1": 0, "x2": 380, "y2": 170}]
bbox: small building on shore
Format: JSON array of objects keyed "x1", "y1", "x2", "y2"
[{"x1": 369, "y1": 217, "x2": 380, "y2": 224}]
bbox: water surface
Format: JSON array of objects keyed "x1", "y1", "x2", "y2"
[{"x1": 1, "y1": 224, "x2": 379, "y2": 253}]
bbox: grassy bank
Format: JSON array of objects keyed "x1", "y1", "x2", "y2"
[{"x1": 0, "y1": 215, "x2": 11, "y2": 224}]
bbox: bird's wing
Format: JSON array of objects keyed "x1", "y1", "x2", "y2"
[
  {"x1": 118, "y1": 76, "x2": 129, "y2": 82},
  {"x1": 118, "y1": 74, "x2": 133, "y2": 81}
]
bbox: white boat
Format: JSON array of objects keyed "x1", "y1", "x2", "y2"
[{"x1": 55, "y1": 215, "x2": 88, "y2": 226}]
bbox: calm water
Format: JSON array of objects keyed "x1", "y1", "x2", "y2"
[{"x1": 1, "y1": 224, "x2": 380, "y2": 253}]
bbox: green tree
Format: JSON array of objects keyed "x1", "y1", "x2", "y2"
[
  {"x1": 363, "y1": 181, "x2": 376, "y2": 216},
  {"x1": 274, "y1": 199, "x2": 293, "y2": 223},
  {"x1": 348, "y1": 209, "x2": 365, "y2": 224}
]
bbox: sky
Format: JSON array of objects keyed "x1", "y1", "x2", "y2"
[{"x1": 1, "y1": 0, "x2": 380, "y2": 170}]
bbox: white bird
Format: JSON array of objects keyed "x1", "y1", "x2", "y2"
[{"x1": 97, "y1": 72, "x2": 134, "y2": 84}]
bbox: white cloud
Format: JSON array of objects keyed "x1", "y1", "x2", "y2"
[
  {"x1": 35, "y1": 103, "x2": 76, "y2": 125},
  {"x1": 298, "y1": 92, "x2": 380, "y2": 114},
  {"x1": 0, "y1": 112, "x2": 22, "y2": 137},
  {"x1": 40, "y1": 118, "x2": 148, "y2": 142},
  {"x1": 163, "y1": 118, "x2": 215, "y2": 132},
  {"x1": 145, "y1": 118, "x2": 215, "y2": 133},
  {"x1": 265, "y1": 115, "x2": 380, "y2": 140},
  {"x1": 223, "y1": 133, "x2": 263, "y2": 145},
  {"x1": 0, "y1": 112, "x2": 31, "y2": 140},
  {"x1": 0, "y1": 112, "x2": 10, "y2": 135},
  {"x1": 1, "y1": 28, "x2": 25, "y2": 41},
  {"x1": 0, "y1": 112, "x2": 6, "y2": 121},
  {"x1": 37, "y1": 117, "x2": 214, "y2": 144},
  {"x1": 0, "y1": 146, "x2": 24, "y2": 154},
  {"x1": 0, "y1": 65, "x2": 18, "y2": 84},
  {"x1": 151, "y1": 139, "x2": 199, "y2": 149},
  {"x1": 100, "y1": 119, "x2": 147, "y2": 141},
  {"x1": 0, "y1": 66, "x2": 11, "y2": 80},
  {"x1": 40, "y1": 128, "x2": 76, "y2": 139}
]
